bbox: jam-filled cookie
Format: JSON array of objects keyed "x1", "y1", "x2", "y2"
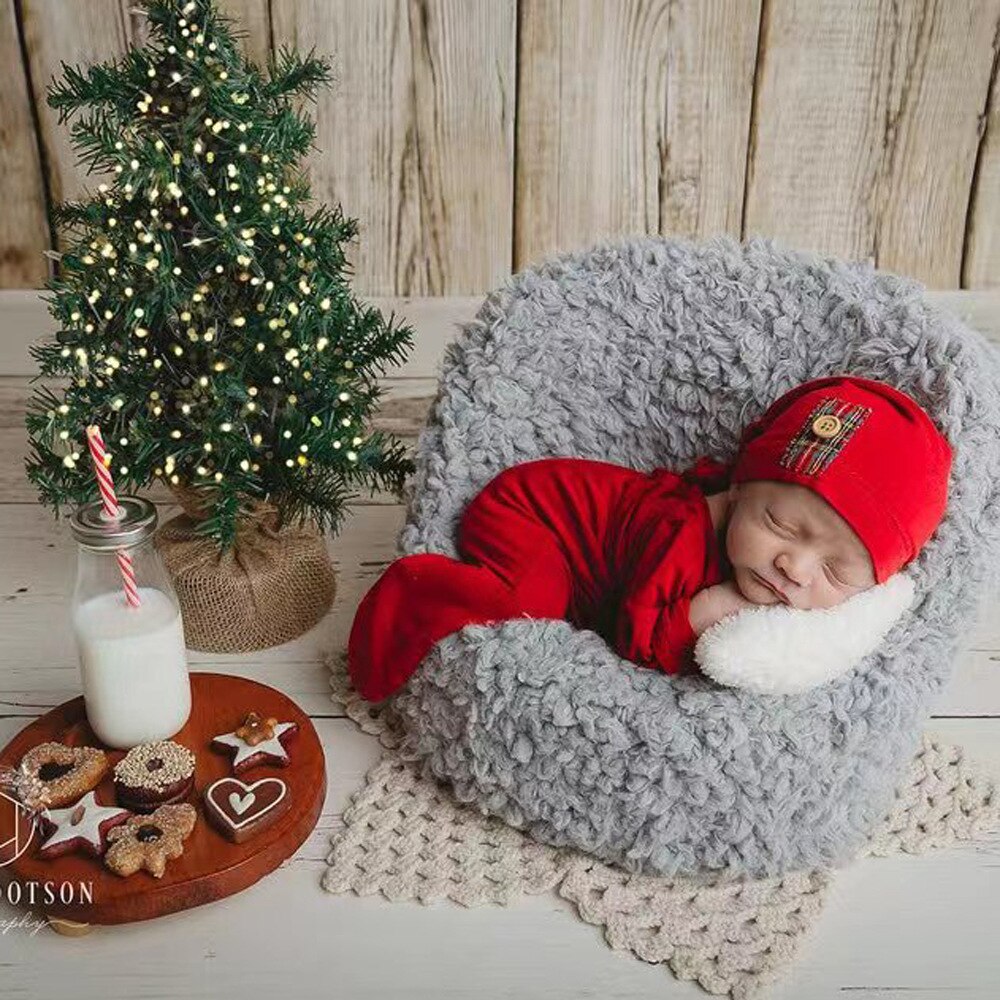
[
  {"x1": 15, "y1": 742, "x2": 110, "y2": 811},
  {"x1": 37, "y1": 791, "x2": 132, "y2": 859},
  {"x1": 113, "y1": 740, "x2": 196, "y2": 813},
  {"x1": 103, "y1": 803, "x2": 197, "y2": 879},
  {"x1": 211, "y1": 712, "x2": 298, "y2": 774}
]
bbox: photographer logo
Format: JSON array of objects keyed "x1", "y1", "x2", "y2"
[{"x1": 0, "y1": 790, "x2": 36, "y2": 868}]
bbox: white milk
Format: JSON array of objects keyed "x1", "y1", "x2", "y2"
[{"x1": 72, "y1": 587, "x2": 191, "y2": 749}]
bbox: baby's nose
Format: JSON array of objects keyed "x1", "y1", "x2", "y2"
[{"x1": 775, "y1": 552, "x2": 810, "y2": 587}]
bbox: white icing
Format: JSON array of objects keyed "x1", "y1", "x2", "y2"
[
  {"x1": 229, "y1": 791, "x2": 255, "y2": 816},
  {"x1": 212, "y1": 721, "x2": 296, "y2": 769},
  {"x1": 39, "y1": 790, "x2": 131, "y2": 854},
  {"x1": 205, "y1": 777, "x2": 287, "y2": 831}
]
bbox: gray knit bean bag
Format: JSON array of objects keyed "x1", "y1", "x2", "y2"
[{"x1": 387, "y1": 234, "x2": 1000, "y2": 879}]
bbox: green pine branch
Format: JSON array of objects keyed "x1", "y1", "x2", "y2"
[
  {"x1": 263, "y1": 45, "x2": 334, "y2": 102},
  {"x1": 25, "y1": 0, "x2": 417, "y2": 548},
  {"x1": 47, "y1": 49, "x2": 151, "y2": 122}
]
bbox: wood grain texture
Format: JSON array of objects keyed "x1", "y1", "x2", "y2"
[
  {"x1": 0, "y1": 0, "x2": 50, "y2": 287},
  {"x1": 9, "y1": 0, "x2": 1000, "y2": 295},
  {"x1": 18, "y1": 0, "x2": 130, "y2": 225},
  {"x1": 515, "y1": 0, "x2": 761, "y2": 270},
  {"x1": 270, "y1": 0, "x2": 516, "y2": 296},
  {"x1": 0, "y1": 672, "x2": 326, "y2": 924},
  {"x1": 9, "y1": 0, "x2": 1000, "y2": 293},
  {"x1": 744, "y1": 0, "x2": 1000, "y2": 289},
  {"x1": 962, "y1": 20, "x2": 1000, "y2": 289}
]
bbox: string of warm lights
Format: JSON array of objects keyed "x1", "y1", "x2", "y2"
[{"x1": 25, "y1": 0, "x2": 415, "y2": 548}]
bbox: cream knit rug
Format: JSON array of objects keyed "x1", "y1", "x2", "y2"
[{"x1": 322, "y1": 650, "x2": 1000, "y2": 998}]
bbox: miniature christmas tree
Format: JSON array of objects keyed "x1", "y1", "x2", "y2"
[{"x1": 25, "y1": 0, "x2": 415, "y2": 548}]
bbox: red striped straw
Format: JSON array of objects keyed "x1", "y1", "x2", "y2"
[{"x1": 85, "y1": 425, "x2": 141, "y2": 608}]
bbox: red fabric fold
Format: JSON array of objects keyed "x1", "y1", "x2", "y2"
[
  {"x1": 348, "y1": 455, "x2": 730, "y2": 700},
  {"x1": 610, "y1": 461, "x2": 728, "y2": 674}
]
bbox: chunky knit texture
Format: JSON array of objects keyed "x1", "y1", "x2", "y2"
[
  {"x1": 383, "y1": 234, "x2": 1000, "y2": 879},
  {"x1": 324, "y1": 648, "x2": 1000, "y2": 999}
]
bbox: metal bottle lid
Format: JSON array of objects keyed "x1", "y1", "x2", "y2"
[{"x1": 69, "y1": 496, "x2": 158, "y2": 550}]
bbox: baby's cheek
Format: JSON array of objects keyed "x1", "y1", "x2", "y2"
[{"x1": 726, "y1": 518, "x2": 765, "y2": 565}]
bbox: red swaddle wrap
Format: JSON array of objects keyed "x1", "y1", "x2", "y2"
[{"x1": 348, "y1": 455, "x2": 730, "y2": 701}]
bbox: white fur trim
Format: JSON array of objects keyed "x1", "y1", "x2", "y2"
[{"x1": 694, "y1": 573, "x2": 916, "y2": 695}]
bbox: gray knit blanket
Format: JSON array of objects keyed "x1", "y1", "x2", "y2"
[{"x1": 385, "y1": 234, "x2": 1000, "y2": 878}]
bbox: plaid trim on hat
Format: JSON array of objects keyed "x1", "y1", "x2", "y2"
[{"x1": 778, "y1": 397, "x2": 872, "y2": 477}]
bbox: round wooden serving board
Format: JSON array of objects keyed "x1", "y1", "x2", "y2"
[{"x1": 0, "y1": 671, "x2": 326, "y2": 926}]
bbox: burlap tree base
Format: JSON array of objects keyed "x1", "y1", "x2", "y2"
[{"x1": 155, "y1": 489, "x2": 337, "y2": 653}]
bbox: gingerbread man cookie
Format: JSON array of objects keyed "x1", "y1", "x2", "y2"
[
  {"x1": 211, "y1": 712, "x2": 298, "y2": 773},
  {"x1": 37, "y1": 791, "x2": 132, "y2": 859},
  {"x1": 103, "y1": 803, "x2": 197, "y2": 879},
  {"x1": 14, "y1": 742, "x2": 110, "y2": 811}
]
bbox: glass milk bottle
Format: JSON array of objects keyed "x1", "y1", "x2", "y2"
[{"x1": 69, "y1": 497, "x2": 191, "y2": 749}]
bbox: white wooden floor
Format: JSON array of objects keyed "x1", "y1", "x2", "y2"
[{"x1": 1, "y1": 291, "x2": 999, "y2": 999}]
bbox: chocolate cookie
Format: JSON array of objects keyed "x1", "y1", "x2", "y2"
[
  {"x1": 113, "y1": 740, "x2": 196, "y2": 813},
  {"x1": 203, "y1": 776, "x2": 290, "y2": 843}
]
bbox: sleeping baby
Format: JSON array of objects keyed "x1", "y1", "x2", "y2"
[{"x1": 347, "y1": 374, "x2": 953, "y2": 702}]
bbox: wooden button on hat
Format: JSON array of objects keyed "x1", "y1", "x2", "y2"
[{"x1": 811, "y1": 414, "x2": 842, "y2": 438}]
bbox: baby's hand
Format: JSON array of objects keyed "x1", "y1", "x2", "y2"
[{"x1": 688, "y1": 581, "x2": 758, "y2": 636}]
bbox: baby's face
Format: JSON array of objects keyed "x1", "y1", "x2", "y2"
[{"x1": 723, "y1": 479, "x2": 877, "y2": 610}]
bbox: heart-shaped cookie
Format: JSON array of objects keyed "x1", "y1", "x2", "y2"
[{"x1": 203, "y1": 776, "x2": 290, "y2": 843}]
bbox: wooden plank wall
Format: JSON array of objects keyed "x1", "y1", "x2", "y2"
[{"x1": 1, "y1": 0, "x2": 998, "y2": 293}]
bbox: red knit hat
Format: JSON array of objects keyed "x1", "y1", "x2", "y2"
[{"x1": 729, "y1": 374, "x2": 953, "y2": 584}]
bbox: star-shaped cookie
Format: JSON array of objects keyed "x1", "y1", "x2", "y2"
[
  {"x1": 211, "y1": 712, "x2": 298, "y2": 774},
  {"x1": 38, "y1": 790, "x2": 132, "y2": 858}
]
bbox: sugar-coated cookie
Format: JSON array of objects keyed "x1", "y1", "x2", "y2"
[
  {"x1": 211, "y1": 712, "x2": 298, "y2": 773},
  {"x1": 37, "y1": 791, "x2": 132, "y2": 859},
  {"x1": 113, "y1": 740, "x2": 196, "y2": 813},
  {"x1": 103, "y1": 802, "x2": 197, "y2": 879},
  {"x1": 15, "y1": 742, "x2": 110, "y2": 811},
  {"x1": 203, "y1": 776, "x2": 291, "y2": 843}
]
